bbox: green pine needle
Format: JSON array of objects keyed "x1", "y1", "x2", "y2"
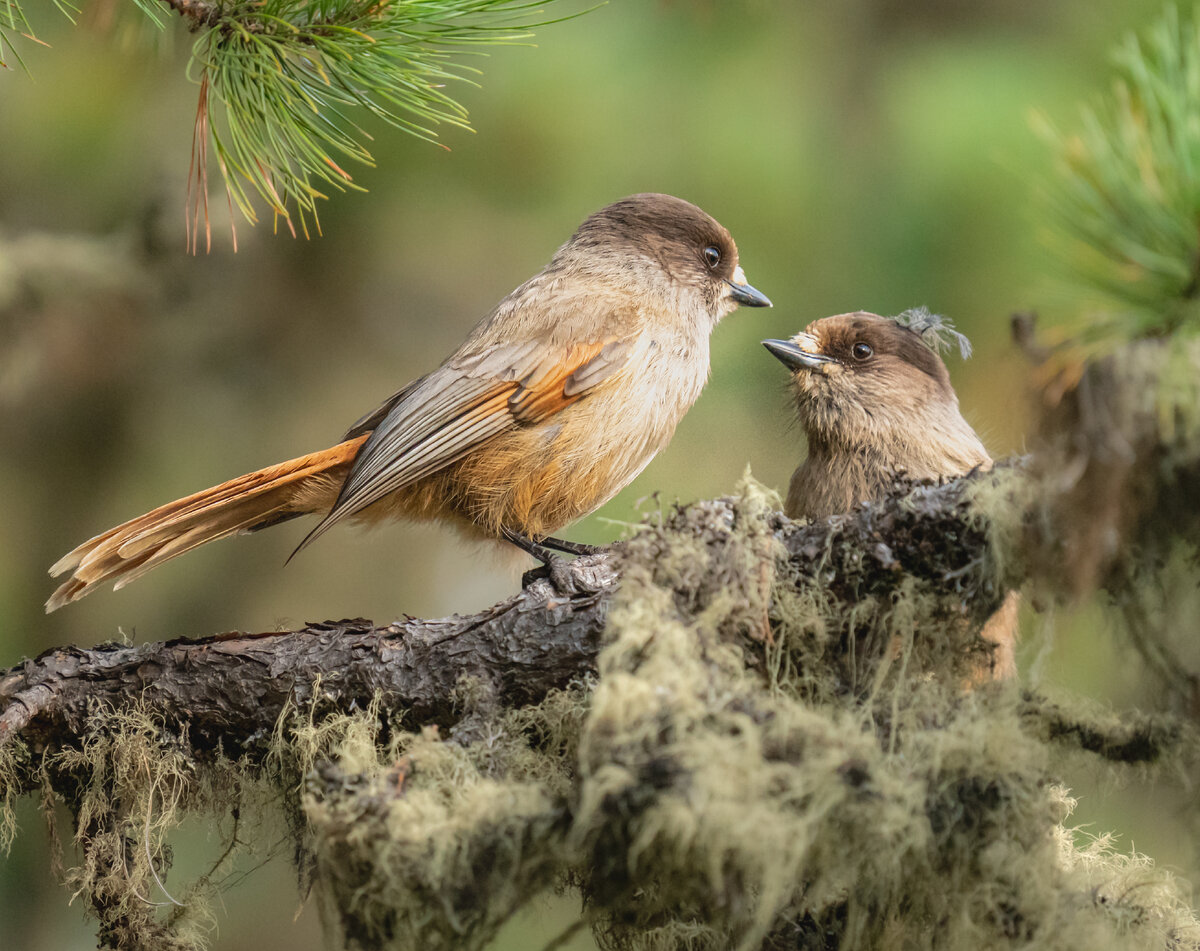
[
  {"x1": 3, "y1": 0, "x2": 586, "y2": 245},
  {"x1": 0, "y1": 0, "x2": 62, "y2": 71},
  {"x1": 184, "y1": 0, "x2": 586, "y2": 246},
  {"x1": 1040, "y1": 5, "x2": 1200, "y2": 343}
]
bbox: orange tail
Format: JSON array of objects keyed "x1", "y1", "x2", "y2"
[{"x1": 46, "y1": 435, "x2": 368, "y2": 612}]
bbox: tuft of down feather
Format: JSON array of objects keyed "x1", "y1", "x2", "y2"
[{"x1": 893, "y1": 307, "x2": 974, "y2": 360}]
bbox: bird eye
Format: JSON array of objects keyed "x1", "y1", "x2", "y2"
[
  {"x1": 702, "y1": 245, "x2": 721, "y2": 268},
  {"x1": 852, "y1": 342, "x2": 873, "y2": 361}
]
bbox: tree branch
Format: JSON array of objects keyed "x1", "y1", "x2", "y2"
[
  {"x1": 0, "y1": 471, "x2": 1019, "y2": 784},
  {"x1": 0, "y1": 556, "x2": 618, "y2": 771},
  {"x1": 160, "y1": 0, "x2": 221, "y2": 30},
  {"x1": 4, "y1": 461, "x2": 1196, "y2": 951}
]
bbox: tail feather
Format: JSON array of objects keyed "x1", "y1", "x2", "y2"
[
  {"x1": 110, "y1": 502, "x2": 293, "y2": 591},
  {"x1": 46, "y1": 435, "x2": 367, "y2": 612}
]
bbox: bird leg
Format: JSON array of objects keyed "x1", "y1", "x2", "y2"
[
  {"x1": 538, "y1": 536, "x2": 603, "y2": 556},
  {"x1": 501, "y1": 528, "x2": 587, "y2": 592}
]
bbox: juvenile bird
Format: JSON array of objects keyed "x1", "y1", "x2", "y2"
[
  {"x1": 47, "y1": 194, "x2": 770, "y2": 611},
  {"x1": 762, "y1": 309, "x2": 1017, "y2": 678}
]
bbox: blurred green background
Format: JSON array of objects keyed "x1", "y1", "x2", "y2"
[{"x1": 0, "y1": 1, "x2": 1189, "y2": 948}]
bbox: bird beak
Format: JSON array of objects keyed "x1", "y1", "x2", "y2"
[
  {"x1": 726, "y1": 266, "x2": 772, "y2": 308},
  {"x1": 762, "y1": 335, "x2": 833, "y2": 369}
]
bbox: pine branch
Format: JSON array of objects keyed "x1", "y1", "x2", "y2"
[
  {"x1": 2, "y1": 0, "x2": 584, "y2": 246},
  {"x1": 161, "y1": 0, "x2": 219, "y2": 29},
  {"x1": 192, "y1": 0, "x2": 583, "y2": 244},
  {"x1": 1038, "y1": 5, "x2": 1200, "y2": 343}
]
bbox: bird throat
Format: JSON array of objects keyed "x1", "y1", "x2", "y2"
[{"x1": 784, "y1": 438, "x2": 903, "y2": 520}]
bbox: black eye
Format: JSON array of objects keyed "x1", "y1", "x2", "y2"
[
  {"x1": 702, "y1": 245, "x2": 721, "y2": 268},
  {"x1": 852, "y1": 342, "x2": 873, "y2": 361}
]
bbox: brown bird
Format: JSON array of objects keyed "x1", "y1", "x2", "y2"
[
  {"x1": 762, "y1": 309, "x2": 1017, "y2": 678},
  {"x1": 47, "y1": 194, "x2": 770, "y2": 611}
]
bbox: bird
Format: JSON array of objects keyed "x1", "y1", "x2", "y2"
[
  {"x1": 46, "y1": 193, "x2": 771, "y2": 612},
  {"x1": 762, "y1": 309, "x2": 1018, "y2": 679}
]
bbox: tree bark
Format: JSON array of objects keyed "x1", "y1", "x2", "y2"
[{"x1": 0, "y1": 557, "x2": 618, "y2": 774}]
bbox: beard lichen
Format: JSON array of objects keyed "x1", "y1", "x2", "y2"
[
  {"x1": 0, "y1": 733, "x2": 26, "y2": 852},
  {"x1": 566, "y1": 475, "x2": 1198, "y2": 950},
  {"x1": 20, "y1": 705, "x2": 260, "y2": 951},
  {"x1": 4, "y1": 471, "x2": 1200, "y2": 950},
  {"x1": 300, "y1": 705, "x2": 573, "y2": 951}
]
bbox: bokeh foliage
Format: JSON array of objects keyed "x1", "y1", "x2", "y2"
[{"x1": 1041, "y1": 4, "x2": 1200, "y2": 340}]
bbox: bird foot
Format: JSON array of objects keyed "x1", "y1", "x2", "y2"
[
  {"x1": 540, "y1": 536, "x2": 605, "y2": 557},
  {"x1": 521, "y1": 553, "x2": 608, "y2": 596},
  {"x1": 522, "y1": 554, "x2": 578, "y2": 595}
]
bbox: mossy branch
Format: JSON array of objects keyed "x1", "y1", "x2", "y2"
[
  {"x1": 2, "y1": 445, "x2": 1199, "y2": 950},
  {"x1": 7, "y1": 438, "x2": 1194, "y2": 778},
  {"x1": 0, "y1": 471, "x2": 1010, "y2": 775}
]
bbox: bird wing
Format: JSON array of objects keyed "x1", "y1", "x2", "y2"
[{"x1": 295, "y1": 335, "x2": 636, "y2": 549}]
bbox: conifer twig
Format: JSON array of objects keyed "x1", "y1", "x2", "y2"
[
  {"x1": 160, "y1": 0, "x2": 219, "y2": 30},
  {"x1": 1038, "y1": 6, "x2": 1200, "y2": 341},
  {"x1": 2, "y1": 0, "x2": 585, "y2": 244}
]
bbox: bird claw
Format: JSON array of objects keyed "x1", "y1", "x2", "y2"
[
  {"x1": 521, "y1": 554, "x2": 602, "y2": 596},
  {"x1": 521, "y1": 563, "x2": 550, "y2": 588},
  {"x1": 522, "y1": 555, "x2": 575, "y2": 595}
]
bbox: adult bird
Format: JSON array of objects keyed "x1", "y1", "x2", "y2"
[{"x1": 47, "y1": 194, "x2": 771, "y2": 611}]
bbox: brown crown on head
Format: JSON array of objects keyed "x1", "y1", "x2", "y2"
[
  {"x1": 799, "y1": 312, "x2": 960, "y2": 395},
  {"x1": 567, "y1": 193, "x2": 742, "y2": 284}
]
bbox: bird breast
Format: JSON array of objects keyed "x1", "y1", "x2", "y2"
[{"x1": 400, "y1": 329, "x2": 711, "y2": 539}]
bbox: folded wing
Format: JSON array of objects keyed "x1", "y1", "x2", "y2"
[{"x1": 295, "y1": 335, "x2": 635, "y2": 549}]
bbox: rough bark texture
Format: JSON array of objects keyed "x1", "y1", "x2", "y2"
[{"x1": 0, "y1": 557, "x2": 618, "y2": 770}]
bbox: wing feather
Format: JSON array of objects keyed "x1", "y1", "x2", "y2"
[
  {"x1": 563, "y1": 339, "x2": 635, "y2": 397},
  {"x1": 295, "y1": 334, "x2": 636, "y2": 550}
]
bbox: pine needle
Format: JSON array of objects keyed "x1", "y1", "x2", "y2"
[
  {"x1": 4, "y1": 0, "x2": 588, "y2": 244},
  {"x1": 1040, "y1": 5, "x2": 1200, "y2": 343}
]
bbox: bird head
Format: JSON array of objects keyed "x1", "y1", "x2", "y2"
[
  {"x1": 762, "y1": 309, "x2": 975, "y2": 451},
  {"x1": 559, "y1": 193, "x2": 772, "y2": 326}
]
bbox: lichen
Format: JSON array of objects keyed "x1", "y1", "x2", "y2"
[
  {"x1": 0, "y1": 736, "x2": 27, "y2": 852},
  {"x1": 568, "y1": 476, "x2": 1200, "y2": 950},
  {"x1": 300, "y1": 696, "x2": 575, "y2": 951},
  {"x1": 6, "y1": 468, "x2": 1200, "y2": 951},
  {"x1": 38, "y1": 706, "x2": 250, "y2": 950}
]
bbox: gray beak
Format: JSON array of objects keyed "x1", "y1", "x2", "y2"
[
  {"x1": 762, "y1": 338, "x2": 833, "y2": 369},
  {"x1": 727, "y1": 279, "x2": 772, "y2": 308}
]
